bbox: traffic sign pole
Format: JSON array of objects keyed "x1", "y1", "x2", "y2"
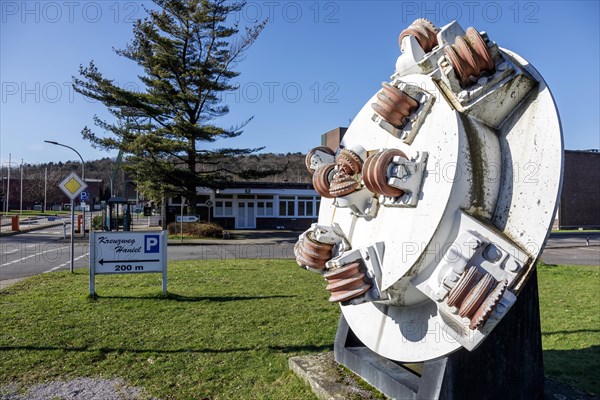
[
  {"x1": 57, "y1": 172, "x2": 87, "y2": 274},
  {"x1": 70, "y1": 198, "x2": 74, "y2": 273}
]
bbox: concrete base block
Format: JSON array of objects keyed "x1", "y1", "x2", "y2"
[{"x1": 288, "y1": 352, "x2": 382, "y2": 399}]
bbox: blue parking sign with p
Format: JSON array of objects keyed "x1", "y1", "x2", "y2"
[{"x1": 145, "y1": 235, "x2": 160, "y2": 253}]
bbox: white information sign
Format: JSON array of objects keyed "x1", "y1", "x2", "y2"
[
  {"x1": 89, "y1": 231, "x2": 168, "y2": 295},
  {"x1": 176, "y1": 215, "x2": 199, "y2": 223}
]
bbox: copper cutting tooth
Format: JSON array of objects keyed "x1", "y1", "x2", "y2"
[
  {"x1": 328, "y1": 285, "x2": 372, "y2": 303},
  {"x1": 459, "y1": 272, "x2": 497, "y2": 319},
  {"x1": 399, "y1": 18, "x2": 439, "y2": 53},
  {"x1": 372, "y1": 82, "x2": 419, "y2": 127},
  {"x1": 325, "y1": 272, "x2": 366, "y2": 292},
  {"x1": 294, "y1": 232, "x2": 334, "y2": 271},
  {"x1": 305, "y1": 146, "x2": 335, "y2": 175},
  {"x1": 470, "y1": 279, "x2": 509, "y2": 330},
  {"x1": 362, "y1": 149, "x2": 408, "y2": 198},
  {"x1": 336, "y1": 149, "x2": 364, "y2": 175},
  {"x1": 323, "y1": 261, "x2": 362, "y2": 280},
  {"x1": 444, "y1": 27, "x2": 496, "y2": 87},
  {"x1": 324, "y1": 261, "x2": 372, "y2": 303},
  {"x1": 447, "y1": 266, "x2": 482, "y2": 308},
  {"x1": 329, "y1": 170, "x2": 359, "y2": 197},
  {"x1": 312, "y1": 163, "x2": 336, "y2": 198}
]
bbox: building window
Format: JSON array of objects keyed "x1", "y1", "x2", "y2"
[
  {"x1": 257, "y1": 201, "x2": 274, "y2": 216},
  {"x1": 297, "y1": 196, "x2": 314, "y2": 216},
  {"x1": 214, "y1": 200, "x2": 233, "y2": 216},
  {"x1": 279, "y1": 196, "x2": 295, "y2": 217}
]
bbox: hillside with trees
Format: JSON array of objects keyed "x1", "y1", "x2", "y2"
[{"x1": 0, "y1": 153, "x2": 310, "y2": 210}]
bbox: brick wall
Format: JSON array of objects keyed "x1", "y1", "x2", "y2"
[{"x1": 559, "y1": 150, "x2": 600, "y2": 229}]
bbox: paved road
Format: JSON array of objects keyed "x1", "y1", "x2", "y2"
[
  {"x1": 2, "y1": 229, "x2": 597, "y2": 288},
  {"x1": 1, "y1": 227, "x2": 297, "y2": 285},
  {"x1": 0, "y1": 224, "x2": 90, "y2": 282},
  {"x1": 542, "y1": 232, "x2": 599, "y2": 266}
]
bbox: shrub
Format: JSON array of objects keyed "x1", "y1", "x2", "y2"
[
  {"x1": 92, "y1": 215, "x2": 103, "y2": 230},
  {"x1": 167, "y1": 221, "x2": 223, "y2": 238}
]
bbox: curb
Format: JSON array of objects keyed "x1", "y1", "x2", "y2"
[{"x1": 0, "y1": 221, "x2": 67, "y2": 237}]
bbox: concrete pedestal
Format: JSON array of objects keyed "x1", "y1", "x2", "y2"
[{"x1": 334, "y1": 273, "x2": 544, "y2": 400}]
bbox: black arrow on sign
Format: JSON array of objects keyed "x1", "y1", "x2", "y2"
[{"x1": 99, "y1": 258, "x2": 160, "y2": 265}]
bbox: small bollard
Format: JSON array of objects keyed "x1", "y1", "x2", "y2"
[{"x1": 11, "y1": 216, "x2": 19, "y2": 231}]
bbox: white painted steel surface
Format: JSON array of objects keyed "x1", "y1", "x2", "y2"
[{"x1": 299, "y1": 21, "x2": 563, "y2": 362}]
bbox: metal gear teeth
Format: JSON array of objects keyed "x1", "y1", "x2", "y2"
[
  {"x1": 470, "y1": 279, "x2": 509, "y2": 330},
  {"x1": 329, "y1": 170, "x2": 359, "y2": 197},
  {"x1": 399, "y1": 18, "x2": 439, "y2": 53},
  {"x1": 337, "y1": 149, "x2": 363, "y2": 176}
]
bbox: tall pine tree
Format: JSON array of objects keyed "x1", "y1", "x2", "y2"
[{"x1": 73, "y1": 0, "x2": 278, "y2": 213}]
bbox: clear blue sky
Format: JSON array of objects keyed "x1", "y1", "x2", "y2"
[{"x1": 1, "y1": 1, "x2": 599, "y2": 166}]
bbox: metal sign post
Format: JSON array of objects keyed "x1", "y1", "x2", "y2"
[
  {"x1": 180, "y1": 197, "x2": 185, "y2": 242},
  {"x1": 89, "y1": 230, "x2": 168, "y2": 296},
  {"x1": 58, "y1": 172, "x2": 87, "y2": 273}
]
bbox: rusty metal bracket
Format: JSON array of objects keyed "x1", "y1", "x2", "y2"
[
  {"x1": 372, "y1": 81, "x2": 435, "y2": 144},
  {"x1": 380, "y1": 151, "x2": 429, "y2": 207}
]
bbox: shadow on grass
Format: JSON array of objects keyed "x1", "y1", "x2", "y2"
[
  {"x1": 92, "y1": 293, "x2": 296, "y2": 302},
  {"x1": 542, "y1": 329, "x2": 600, "y2": 336},
  {"x1": 0, "y1": 343, "x2": 332, "y2": 355},
  {"x1": 544, "y1": 345, "x2": 600, "y2": 396}
]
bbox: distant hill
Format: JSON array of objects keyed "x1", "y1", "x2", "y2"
[{"x1": 1, "y1": 153, "x2": 311, "y2": 209}]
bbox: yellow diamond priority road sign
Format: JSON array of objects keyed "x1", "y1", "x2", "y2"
[{"x1": 58, "y1": 172, "x2": 87, "y2": 200}]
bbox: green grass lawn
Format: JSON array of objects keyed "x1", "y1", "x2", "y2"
[
  {"x1": 0, "y1": 260, "x2": 339, "y2": 399},
  {"x1": 0, "y1": 261, "x2": 598, "y2": 398},
  {"x1": 1, "y1": 211, "x2": 71, "y2": 217},
  {"x1": 537, "y1": 264, "x2": 599, "y2": 394}
]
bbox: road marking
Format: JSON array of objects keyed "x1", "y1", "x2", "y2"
[
  {"x1": 0, "y1": 246, "x2": 69, "y2": 268},
  {"x1": 577, "y1": 247, "x2": 600, "y2": 252},
  {"x1": 44, "y1": 253, "x2": 90, "y2": 273}
]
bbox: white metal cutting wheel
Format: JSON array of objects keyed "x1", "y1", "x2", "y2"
[{"x1": 296, "y1": 20, "x2": 562, "y2": 363}]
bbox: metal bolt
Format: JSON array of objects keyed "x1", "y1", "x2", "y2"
[
  {"x1": 506, "y1": 259, "x2": 520, "y2": 273},
  {"x1": 483, "y1": 244, "x2": 502, "y2": 263}
]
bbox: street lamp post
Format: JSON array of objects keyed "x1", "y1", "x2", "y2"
[
  {"x1": 44, "y1": 141, "x2": 86, "y2": 231},
  {"x1": 6, "y1": 153, "x2": 12, "y2": 213},
  {"x1": 45, "y1": 140, "x2": 86, "y2": 273},
  {"x1": 19, "y1": 159, "x2": 23, "y2": 215},
  {"x1": 44, "y1": 141, "x2": 85, "y2": 181},
  {"x1": 2, "y1": 154, "x2": 20, "y2": 214}
]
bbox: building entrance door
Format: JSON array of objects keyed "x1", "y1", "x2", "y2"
[{"x1": 236, "y1": 201, "x2": 256, "y2": 229}]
